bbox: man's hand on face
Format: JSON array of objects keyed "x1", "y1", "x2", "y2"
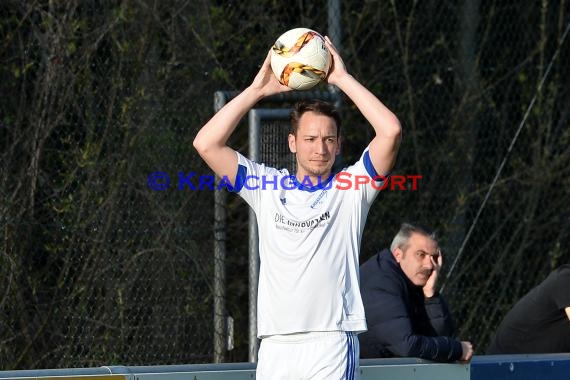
[{"x1": 423, "y1": 251, "x2": 442, "y2": 298}]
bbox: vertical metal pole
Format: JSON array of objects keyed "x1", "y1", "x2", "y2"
[
  {"x1": 248, "y1": 110, "x2": 261, "y2": 362},
  {"x1": 213, "y1": 92, "x2": 228, "y2": 363},
  {"x1": 328, "y1": 0, "x2": 344, "y2": 170},
  {"x1": 441, "y1": 0, "x2": 480, "y2": 293},
  {"x1": 327, "y1": 0, "x2": 342, "y2": 48},
  {"x1": 213, "y1": 185, "x2": 227, "y2": 363},
  {"x1": 328, "y1": 0, "x2": 342, "y2": 99}
]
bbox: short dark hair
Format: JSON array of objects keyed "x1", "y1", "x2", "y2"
[
  {"x1": 390, "y1": 222, "x2": 438, "y2": 252},
  {"x1": 290, "y1": 100, "x2": 341, "y2": 137}
]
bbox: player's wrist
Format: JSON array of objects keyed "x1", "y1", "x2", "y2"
[
  {"x1": 243, "y1": 85, "x2": 270, "y2": 102},
  {"x1": 329, "y1": 72, "x2": 354, "y2": 88}
]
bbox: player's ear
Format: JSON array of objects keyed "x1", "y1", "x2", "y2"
[
  {"x1": 288, "y1": 133, "x2": 297, "y2": 153},
  {"x1": 336, "y1": 135, "x2": 342, "y2": 155}
]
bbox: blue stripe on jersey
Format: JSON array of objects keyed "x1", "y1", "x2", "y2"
[
  {"x1": 231, "y1": 164, "x2": 247, "y2": 192},
  {"x1": 363, "y1": 150, "x2": 390, "y2": 182}
]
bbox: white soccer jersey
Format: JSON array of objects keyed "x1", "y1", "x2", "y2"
[{"x1": 234, "y1": 148, "x2": 385, "y2": 338}]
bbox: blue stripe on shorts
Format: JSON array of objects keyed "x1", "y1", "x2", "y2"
[{"x1": 345, "y1": 332, "x2": 356, "y2": 380}]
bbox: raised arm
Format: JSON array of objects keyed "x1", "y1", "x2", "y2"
[
  {"x1": 324, "y1": 36, "x2": 402, "y2": 176},
  {"x1": 193, "y1": 50, "x2": 290, "y2": 185}
]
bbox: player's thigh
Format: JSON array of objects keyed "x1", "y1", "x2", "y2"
[
  {"x1": 308, "y1": 332, "x2": 360, "y2": 380},
  {"x1": 256, "y1": 338, "x2": 295, "y2": 380}
]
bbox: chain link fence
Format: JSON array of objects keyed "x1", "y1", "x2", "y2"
[{"x1": 1, "y1": 0, "x2": 569, "y2": 370}]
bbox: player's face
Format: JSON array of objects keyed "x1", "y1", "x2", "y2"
[
  {"x1": 394, "y1": 232, "x2": 439, "y2": 287},
  {"x1": 288, "y1": 111, "x2": 340, "y2": 182}
]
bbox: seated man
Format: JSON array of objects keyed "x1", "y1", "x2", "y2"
[
  {"x1": 359, "y1": 222, "x2": 473, "y2": 362},
  {"x1": 486, "y1": 264, "x2": 570, "y2": 354}
]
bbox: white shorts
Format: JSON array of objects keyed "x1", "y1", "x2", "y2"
[{"x1": 256, "y1": 331, "x2": 359, "y2": 380}]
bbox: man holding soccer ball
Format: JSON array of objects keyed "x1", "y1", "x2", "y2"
[{"x1": 194, "y1": 34, "x2": 401, "y2": 380}]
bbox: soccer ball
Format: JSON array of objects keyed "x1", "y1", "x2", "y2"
[{"x1": 270, "y1": 28, "x2": 332, "y2": 90}]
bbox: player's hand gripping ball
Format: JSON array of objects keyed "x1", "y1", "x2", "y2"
[{"x1": 270, "y1": 28, "x2": 332, "y2": 91}]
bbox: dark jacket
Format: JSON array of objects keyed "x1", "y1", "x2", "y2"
[
  {"x1": 486, "y1": 264, "x2": 570, "y2": 354},
  {"x1": 359, "y1": 249, "x2": 463, "y2": 361}
]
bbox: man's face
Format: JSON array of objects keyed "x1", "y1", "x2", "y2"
[
  {"x1": 288, "y1": 111, "x2": 340, "y2": 182},
  {"x1": 393, "y1": 232, "x2": 440, "y2": 287}
]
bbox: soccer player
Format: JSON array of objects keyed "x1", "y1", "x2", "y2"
[{"x1": 193, "y1": 36, "x2": 401, "y2": 379}]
